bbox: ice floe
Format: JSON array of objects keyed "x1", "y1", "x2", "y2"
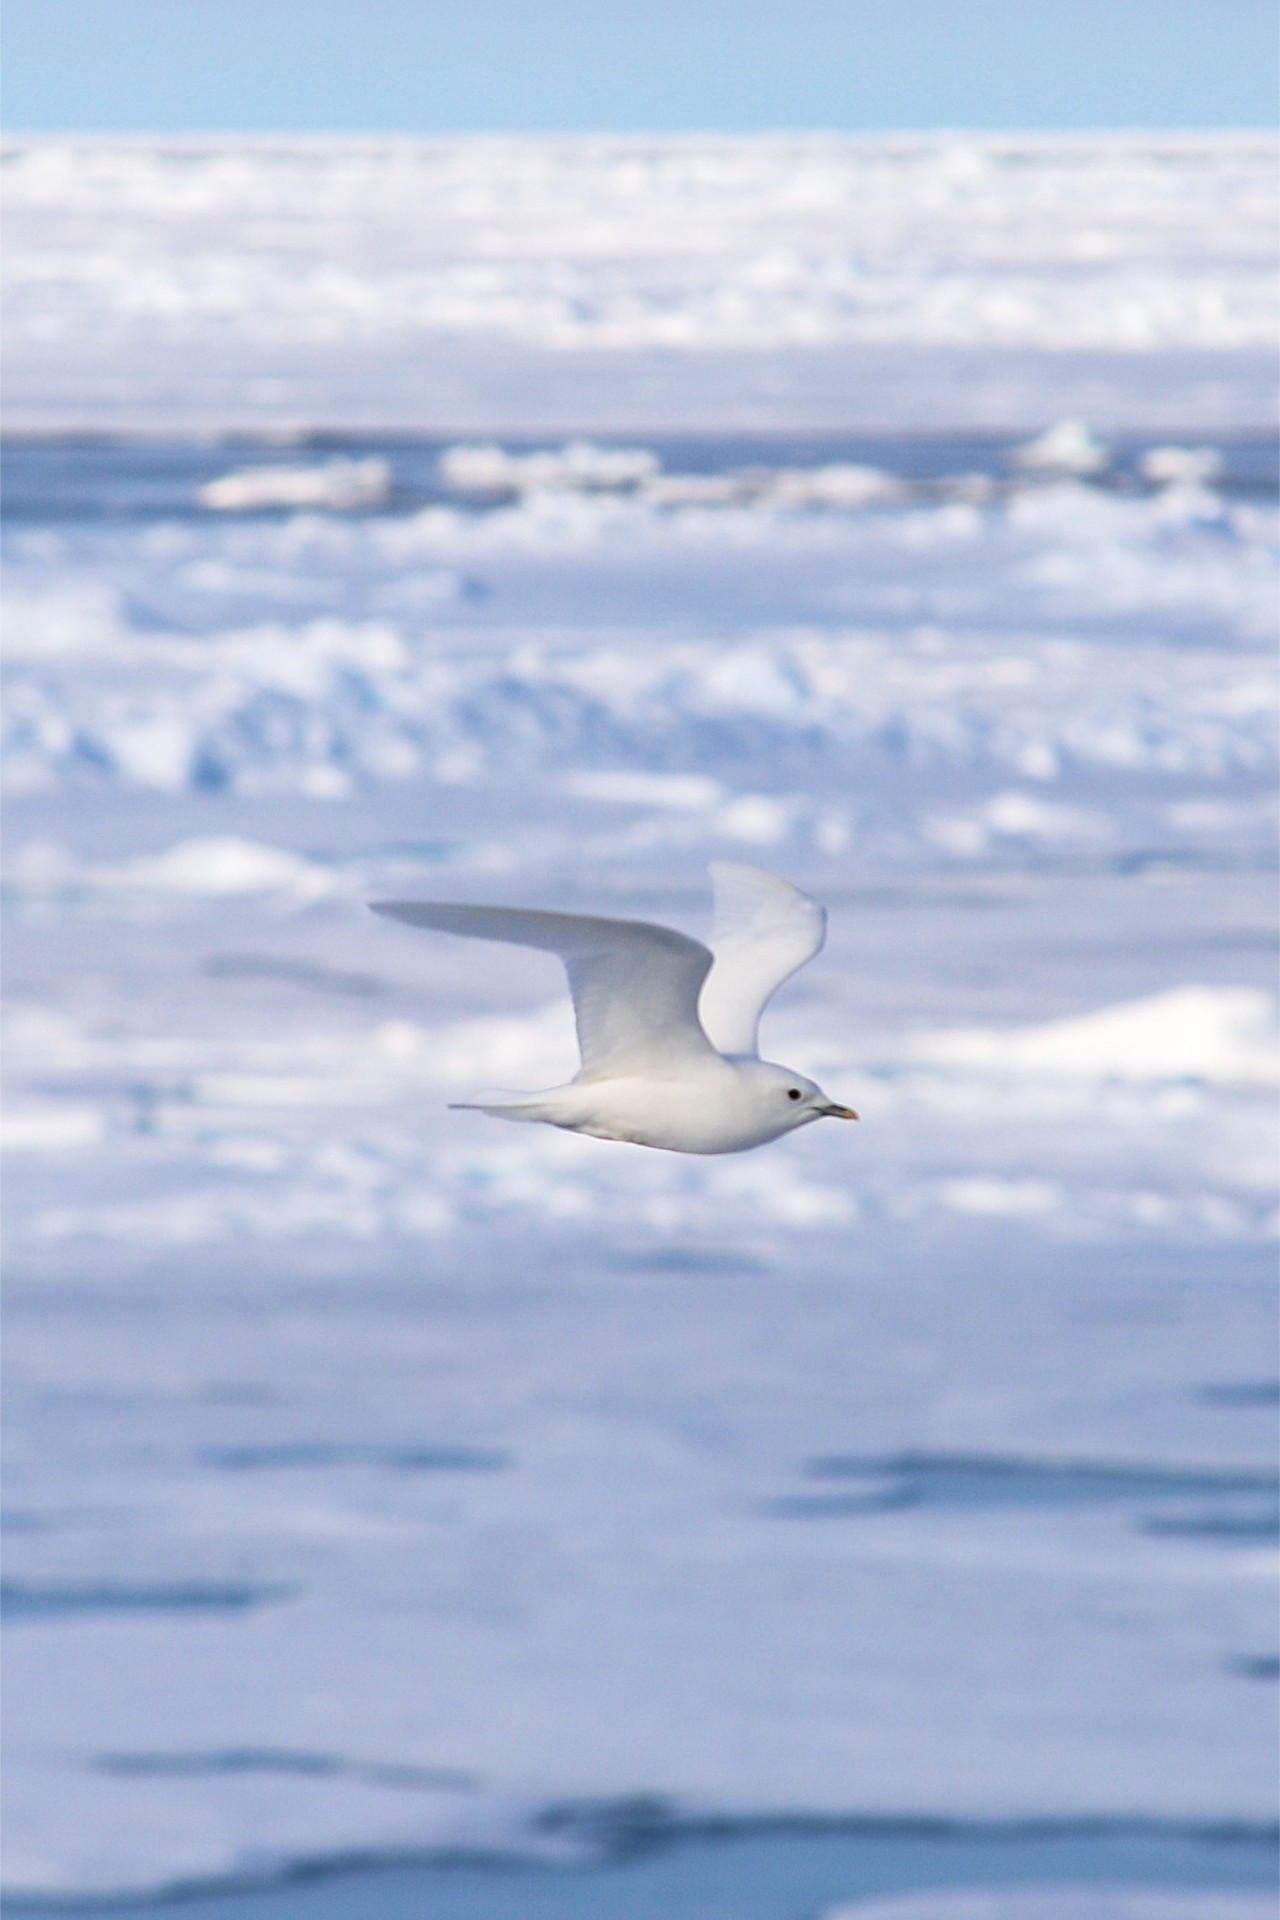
[
  {"x1": 910, "y1": 988, "x2": 1280, "y2": 1088},
  {"x1": 1012, "y1": 420, "x2": 1111, "y2": 478},
  {"x1": 197, "y1": 457, "x2": 392, "y2": 512},
  {"x1": 1140, "y1": 446, "x2": 1226, "y2": 489},
  {"x1": 439, "y1": 440, "x2": 659, "y2": 498}
]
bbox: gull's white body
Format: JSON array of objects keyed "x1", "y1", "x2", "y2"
[
  {"x1": 371, "y1": 862, "x2": 857, "y2": 1155},
  {"x1": 460, "y1": 1054, "x2": 838, "y2": 1156}
]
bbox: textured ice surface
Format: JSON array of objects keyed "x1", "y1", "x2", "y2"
[
  {"x1": 3, "y1": 135, "x2": 1277, "y2": 431},
  {"x1": 3, "y1": 430, "x2": 1276, "y2": 1899},
  {"x1": 2, "y1": 133, "x2": 1278, "y2": 1904}
]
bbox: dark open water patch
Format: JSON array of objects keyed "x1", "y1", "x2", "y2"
[
  {"x1": 0, "y1": 1579, "x2": 295, "y2": 1622},
  {"x1": 1226, "y1": 1656, "x2": 1280, "y2": 1682},
  {"x1": 767, "y1": 1452, "x2": 1280, "y2": 1539},
  {"x1": 195, "y1": 1443, "x2": 509, "y2": 1473},
  {"x1": 1198, "y1": 1382, "x2": 1280, "y2": 1409},
  {"x1": 1139, "y1": 1510, "x2": 1280, "y2": 1541},
  {"x1": 612, "y1": 1247, "x2": 772, "y2": 1275},
  {"x1": 4, "y1": 1816, "x2": 1275, "y2": 1919},
  {"x1": 95, "y1": 1750, "x2": 477, "y2": 1792}
]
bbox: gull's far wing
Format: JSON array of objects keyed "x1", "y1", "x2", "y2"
[
  {"x1": 370, "y1": 901, "x2": 716, "y2": 1077},
  {"x1": 697, "y1": 863, "x2": 826, "y2": 1057}
]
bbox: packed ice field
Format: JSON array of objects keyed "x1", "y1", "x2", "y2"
[
  {"x1": 4, "y1": 132, "x2": 1277, "y2": 432},
  {"x1": 1, "y1": 136, "x2": 1277, "y2": 1914}
]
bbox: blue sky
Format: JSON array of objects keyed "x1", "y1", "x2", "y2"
[{"x1": 3, "y1": 0, "x2": 1276, "y2": 133}]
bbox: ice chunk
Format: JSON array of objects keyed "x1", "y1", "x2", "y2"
[
  {"x1": 439, "y1": 441, "x2": 658, "y2": 498},
  {"x1": 1140, "y1": 445, "x2": 1225, "y2": 487},
  {"x1": 1012, "y1": 420, "x2": 1109, "y2": 477},
  {"x1": 104, "y1": 837, "x2": 336, "y2": 900},
  {"x1": 913, "y1": 987, "x2": 1279, "y2": 1086},
  {"x1": 771, "y1": 464, "x2": 902, "y2": 507},
  {"x1": 198, "y1": 459, "x2": 392, "y2": 512}
]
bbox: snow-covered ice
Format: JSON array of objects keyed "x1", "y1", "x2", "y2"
[
  {"x1": 198, "y1": 459, "x2": 393, "y2": 514},
  {"x1": 1, "y1": 136, "x2": 1277, "y2": 1909},
  {"x1": 3, "y1": 134, "x2": 1277, "y2": 432}
]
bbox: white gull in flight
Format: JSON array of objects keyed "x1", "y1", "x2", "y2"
[{"x1": 372, "y1": 862, "x2": 858, "y2": 1154}]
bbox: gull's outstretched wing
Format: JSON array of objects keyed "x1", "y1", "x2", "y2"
[
  {"x1": 370, "y1": 901, "x2": 716, "y2": 1078},
  {"x1": 697, "y1": 862, "x2": 826, "y2": 1057}
]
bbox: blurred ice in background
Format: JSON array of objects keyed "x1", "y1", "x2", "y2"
[{"x1": 1, "y1": 130, "x2": 1277, "y2": 1916}]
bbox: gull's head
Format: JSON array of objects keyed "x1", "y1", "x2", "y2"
[{"x1": 750, "y1": 1060, "x2": 859, "y2": 1131}]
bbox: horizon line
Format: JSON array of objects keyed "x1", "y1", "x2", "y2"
[{"x1": 5, "y1": 123, "x2": 1275, "y2": 140}]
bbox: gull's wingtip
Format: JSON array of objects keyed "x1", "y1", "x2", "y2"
[
  {"x1": 708, "y1": 858, "x2": 786, "y2": 890},
  {"x1": 706, "y1": 861, "x2": 826, "y2": 945},
  {"x1": 708, "y1": 860, "x2": 823, "y2": 912}
]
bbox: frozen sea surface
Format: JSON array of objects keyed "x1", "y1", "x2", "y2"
[
  {"x1": 2, "y1": 122, "x2": 1278, "y2": 1915},
  {"x1": 2, "y1": 424, "x2": 1276, "y2": 1907},
  {"x1": 3, "y1": 135, "x2": 1276, "y2": 433}
]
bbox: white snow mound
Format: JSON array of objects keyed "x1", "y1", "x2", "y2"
[
  {"x1": 911, "y1": 986, "x2": 1279, "y2": 1086},
  {"x1": 198, "y1": 459, "x2": 391, "y2": 511},
  {"x1": 105, "y1": 837, "x2": 337, "y2": 900}
]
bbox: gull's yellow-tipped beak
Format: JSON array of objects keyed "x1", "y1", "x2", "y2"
[{"x1": 819, "y1": 1102, "x2": 859, "y2": 1120}]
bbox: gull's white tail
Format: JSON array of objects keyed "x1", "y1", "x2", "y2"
[{"x1": 448, "y1": 1090, "x2": 564, "y2": 1122}]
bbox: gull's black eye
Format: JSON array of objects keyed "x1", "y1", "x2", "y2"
[{"x1": 787, "y1": 1088, "x2": 803, "y2": 1101}]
